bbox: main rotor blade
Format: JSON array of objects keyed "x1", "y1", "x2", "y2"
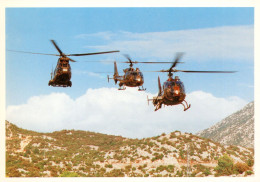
[
  {"x1": 142, "y1": 70, "x2": 169, "y2": 73},
  {"x1": 123, "y1": 54, "x2": 132, "y2": 62},
  {"x1": 142, "y1": 70, "x2": 166, "y2": 72},
  {"x1": 143, "y1": 70, "x2": 237, "y2": 73},
  {"x1": 83, "y1": 60, "x2": 182, "y2": 64},
  {"x1": 123, "y1": 54, "x2": 134, "y2": 67},
  {"x1": 68, "y1": 50, "x2": 120, "y2": 56},
  {"x1": 7, "y1": 50, "x2": 59, "y2": 56},
  {"x1": 69, "y1": 58, "x2": 77, "y2": 62},
  {"x1": 176, "y1": 70, "x2": 237, "y2": 73},
  {"x1": 130, "y1": 61, "x2": 183, "y2": 64},
  {"x1": 158, "y1": 76, "x2": 162, "y2": 95},
  {"x1": 170, "y1": 52, "x2": 185, "y2": 70},
  {"x1": 50, "y1": 40, "x2": 63, "y2": 56},
  {"x1": 93, "y1": 71, "x2": 115, "y2": 73}
]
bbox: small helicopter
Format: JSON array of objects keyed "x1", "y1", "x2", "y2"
[
  {"x1": 147, "y1": 53, "x2": 236, "y2": 111},
  {"x1": 8, "y1": 40, "x2": 119, "y2": 87},
  {"x1": 107, "y1": 55, "x2": 174, "y2": 91}
]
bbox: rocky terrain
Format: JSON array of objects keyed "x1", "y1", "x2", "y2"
[
  {"x1": 6, "y1": 120, "x2": 254, "y2": 177},
  {"x1": 197, "y1": 102, "x2": 254, "y2": 148}
]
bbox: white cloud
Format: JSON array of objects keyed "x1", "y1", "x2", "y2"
[
  {"x1": 6, "y1": 88, "x2": 248, "y2": 138},
  {"x1": 79, "y1": 25, "x2": 253, "y2": 61},
  {"x1": 76, "y1": 31, "x2": 115, "y2": 41},
  {"x1": 73, "y1": 70, "x2": 104, "y2": 78}
]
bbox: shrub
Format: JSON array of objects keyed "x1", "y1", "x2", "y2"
[
  {"x1": 179, "y1": 150, "x2": 185, "y2": 159},
  {"x1": 170, "y1": 133, "x2": 176, "y2": 138},
  {"x1": 156, "y1": 165, "x2": 166, "y2": 172},
  {"x1": 105, "y1": 164, "x2": 113, "y2": 168},
  {"x1": 194, "y1": 164, "x2": 206, "y2": 173},
  {"x1": 166, "y1": 165, "x2": 175, "y2": 173},
  {"x1": 247, "y1": 158, "x2": 254, "y2": 167},
  {"x1": 151, "y1": 153, "x2": 164, "y2": 162},
  {"x1": 6, "y1": 167, "x2": 22, "y2": 177},
  {"x1": 176, "y1": 170, "x2": 183, "y2": 177},
  {"x1": 59, "y1": 171, "x2": 80, "y2": 177},
  {"x1": 246, "y1": 170, "x2": 253, "y2": 175},
  {"x1": 203, "y1": 168, "x2": 211, "y2": 176},
  {"x1": 105, "y1": 169, "x2": 124, "y2": 177},
  {"x1": 234, "y1": 162, "x2": 250, "y2": 174},
  {"x1": 214, "y1": 154, "x2": 234, "y2": 176},
  {"x1": 33, "y1": 148, "x2": 40, "y2": 154}
]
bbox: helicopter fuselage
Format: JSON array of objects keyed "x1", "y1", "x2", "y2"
[
  {"x1": 48, "y1": 57, "x2": 72, "y2": 87},
  {"x1": 118, "y1": 70, "x2": 144, "y2": 87},
  {"x1": 147, "y1": 52, "x2": 236, "y2": 111},
  {"x1": 153, "y1": 79, "x2": 186, "y2": 105},
  {"x1": 150, "y1": 77, "x2": 190, "y2": 111},
  {"x1": 109, "y1": 63, "x2": 146, "y2": 90},
  {"x1": 159, "y1": 79, "x2": 186, "y2": 105}
]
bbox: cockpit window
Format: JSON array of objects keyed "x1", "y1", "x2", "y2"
[
  {"x1": 163, "y1": 81, "x2": 175, "y2": 88},
  {"x1": 163, "y1": 80, "x2": 186, "y2": 93},
  {"x1": 176, "y1": 81, "x2": 185, "y2": 92},
  {"x1": 138, "y1": 72, "x2": 143, "y2": 78},
  {"x1": 125, "y1": 71, "x2": 130, "y2": 76},
  {"x1": 126, "y1": 71, "x2": 139, "y2": 76}
]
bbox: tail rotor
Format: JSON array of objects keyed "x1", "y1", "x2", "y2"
[
  {"x1": 158, "y1": 76, "x2": 162, "y2": 96},
  {"x1": 50, "y1": 65, "x2": 53, "y2": 79}
]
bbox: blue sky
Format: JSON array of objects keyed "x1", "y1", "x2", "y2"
[{"x1": 5, "y1": 8, "x2": 254, "y2": 137}]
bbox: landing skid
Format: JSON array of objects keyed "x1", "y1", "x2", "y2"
[
  {"x1": 48, "y1": 81, "x2": 72, "y2": 87},
  {"x1": 155, "y1": 104, "x2": 162, "y2": 111},
  {"x1": 181, "y1": 100, "x2": 191, "y2": 111},
  {"x1": 118, "y1": 86, "x2": 126, "y2": 90},
  {"x1": 50, "y1": 85, "x2": 71, "y2": 87},
  {"x1": 138, "y1": 86, "x2": 146, "y2": 91},
  {"x1": 154, "y1": 101, "x2": 163, "y2": 111}
]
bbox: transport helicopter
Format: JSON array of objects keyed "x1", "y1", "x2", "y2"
[
  {"x1": 8, "y1": 40, "x2": 119, "y2": 87},
  {"x1": 147, "y1": 53, "x2": 236, "y2": 111},
  {"x1": 107, "y1": 54, "x2": 174, "y2": 91}
]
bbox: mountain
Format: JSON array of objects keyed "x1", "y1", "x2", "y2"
[
  {"x1": 6, "y1": 121, "x2": 254, "y2": 177},
  {"x1": 197, "y1": 102, "x2": 254, "y2": 148}
]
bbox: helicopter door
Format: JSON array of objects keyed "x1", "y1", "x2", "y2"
[{"x1": 125, "y1": 71, "x2": 130, "y2": 79}]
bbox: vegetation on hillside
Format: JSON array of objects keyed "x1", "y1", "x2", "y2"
[{"x1": 6, "y1": 121, "x2": 254, "y2": 177}]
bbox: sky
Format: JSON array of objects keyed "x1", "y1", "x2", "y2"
[{"x1": 5, "y1": 8, "x2": 254, "y2": 138}]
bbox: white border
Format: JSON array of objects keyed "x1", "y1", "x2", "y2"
[{"x1": 0, "y1": 1, "x2": 259, "y2": 182}]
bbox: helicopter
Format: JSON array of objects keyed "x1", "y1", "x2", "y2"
[
  {"x1": 8, "y1": 40, "x2": 120, "y2": 87},
  {"x1": 147, "y1": 53, "x2": 236, "y2": 111},
  {"x1": 107, "y1": 54, "x2": 174, "y2": 91}
]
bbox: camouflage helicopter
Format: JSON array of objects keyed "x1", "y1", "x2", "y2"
[
  {"x1": 8, "y1": 40, "x2": 119, "y2": 87},
  {"x1": 107, "y1": 54, "x2": 174, "y2": 91},
  {"x1": 147, "y1": 53, "x2": 236, "y2": 111}
]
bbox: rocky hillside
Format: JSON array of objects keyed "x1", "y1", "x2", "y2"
[
  {"x1": 197, "y1": 102, "x2": 254, "y2": 148},
  {"x1": 6, "y1": 121, "x2": 254, "y2": 177}
]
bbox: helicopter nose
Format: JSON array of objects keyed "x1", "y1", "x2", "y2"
[
  {"x1": 166, "y1": 88, "x2": 173, "y2": 94},
  {"x1": 136, "y1": 76, "x2": 141, "y2": 82},
  {"x1": 166, "y1": 87, "x2": 173, "y2": 93},
  {"x1": 174, "y1": 89, "x2": 180, "y2": 95}
]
